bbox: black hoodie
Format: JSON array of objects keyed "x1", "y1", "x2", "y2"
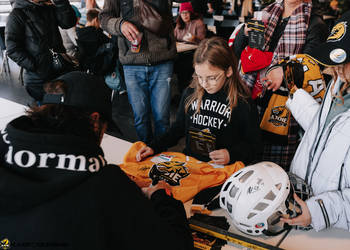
[
  {"x1": 0, "y1": 116, "x2": 193, "y2": 250},
  {"x1": 76, "y1": 26, "x2": 110, "y2": 74},
  {"x1": 150, "y1": 87, "x2": 262, "y2": 164}
]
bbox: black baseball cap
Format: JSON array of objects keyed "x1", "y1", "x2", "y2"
[
  {"x1": 42, "y1": 71, "x2": 121, "y2": 133},
  {"x1": 307, "y1": 11, "x2": 350, "y2": 67}
]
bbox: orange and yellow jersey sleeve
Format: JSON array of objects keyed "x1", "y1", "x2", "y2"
[{"x1": 119, "y1": 142, "x2": 244, "y2": 202}]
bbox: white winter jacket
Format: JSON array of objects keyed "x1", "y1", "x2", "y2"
[{"x1": 286, "y1": 77, "x2": 350, "y2": 232}]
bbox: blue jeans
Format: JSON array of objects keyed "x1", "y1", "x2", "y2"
[{"x1": 123, "y1": 61, "x2": 173, "y2": 144}]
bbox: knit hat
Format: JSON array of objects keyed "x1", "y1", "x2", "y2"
[
  {"x1": 180, "y1": 2, "x2": 194, "y2": 13},
  {"x1": 307, "y1": 11, "x2": 350, "y2": 66}
]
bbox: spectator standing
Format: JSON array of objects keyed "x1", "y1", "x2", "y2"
[
  {"x1": 77, "y1": 8, "x2": 110, "y2": 75},
  {"x1": 0, "y1": 71, "x2": 193, "y2": 250},
  {"x1": 241, "y1": 0, "x2": 253, "y2": 18},
  {"x1": 233, "y1": 0, "x2": 328, "y2": 170},
  {"x1": 223, "y1": 0, "x2": 242, "y2": 16},
  {"x1": 99, "y1": 0, "x2": 188, "y2": 144},
  {"x1": 190, "y1": 0, "x2": 208, "y2": 18},
  {"x1": 207, "y1": 0, "x2": 224, "y2": 15},
  {"x1": 59, "y1": 5, "x2": 81, "y2": 61},
  {"x1": 5, "y1": 0, "x2": 76, "y2": 102}
]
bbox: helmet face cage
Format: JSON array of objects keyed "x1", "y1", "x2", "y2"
[
  {"x1": 286, "y1": 172, "x2": 314, "y2": 231},
  {"x1": 219, "y1": 162, "x2": 291, "y2": 236}
]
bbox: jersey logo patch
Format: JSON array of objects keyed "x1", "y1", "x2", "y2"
[
  {"x1": 327, "y1": 21, "x2": 347, "y2": 42},
  {"x1": 0, "y1": 238, "x2": 10, "y2": 250},
  {"x1": 268, "y1": 105, "x2": 290, "y2": 127},
  {"x1": 149, "y1": 161, "x2": 190, "y2": 186}
]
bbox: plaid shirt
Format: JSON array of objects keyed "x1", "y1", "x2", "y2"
[
  {"x1": 240, "y1": 0, "x2": 312, "y2": 87},
  {"x1": 240, "y1": 0, "x2": 312, "y2": 169}
]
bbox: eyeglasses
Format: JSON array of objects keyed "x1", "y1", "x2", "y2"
[
  {"x1": 194, "y1": 72, "x2": 225, "y2": 85},
  {"x1": 180, "y1": 11, "x2": 191, "y2": 15}
]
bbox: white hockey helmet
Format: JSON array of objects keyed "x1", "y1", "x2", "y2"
[{"x1": 219, "y1": 162, "x2": 291, "y2": 236}]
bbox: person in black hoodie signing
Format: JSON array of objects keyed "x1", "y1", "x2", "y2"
[
  {"x1": 0, "y1": 71, "x2": 193, "y2": 250},
  {"x1": 137, "y1": 37, "x2": 262, "y2": 165},
  {"x1": 5, "y1": 0, "x2": 77, "y2": 102}
]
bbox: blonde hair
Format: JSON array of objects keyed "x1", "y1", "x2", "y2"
[{"x1": 185, "y1": 37, "x2": 251, "y2": 116}]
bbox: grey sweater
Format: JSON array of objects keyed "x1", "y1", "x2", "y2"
[{"x1": 99, "y1": 1, "x2": 178, "y2": 65}]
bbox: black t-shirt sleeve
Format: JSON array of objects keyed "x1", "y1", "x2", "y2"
[{"x1": 227, "y1": 100, "x2": 262, "y2": 164}]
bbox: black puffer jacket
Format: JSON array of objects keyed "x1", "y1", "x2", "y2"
[{"x1": 5, "y1": 0, "x2": 76, "y2": 80}]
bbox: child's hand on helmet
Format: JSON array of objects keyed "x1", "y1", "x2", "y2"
[{"x1": 280, "y1": 193, "x2": 311, "y2": 227}]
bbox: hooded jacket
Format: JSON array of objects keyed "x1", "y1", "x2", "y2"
[
  {"x1": 0, "y1": 116, "x2": 193, "y2": 249},
  {"x1": 5, "y1": 0, "x2": 76, "y2": 80},
  {"x1": 76, "y1": 26, "x2": 110, "y2": 74},
  {"x1": 287, "y1": 78, "x2": 350, "y2": 232}
]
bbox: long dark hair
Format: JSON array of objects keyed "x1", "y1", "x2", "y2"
[
  {"x1": 26, "y1": 80, "x2": 106, "y2": 144},
  {"x1": 185, "y1": 37, "x2": 251, "y2": 115},
  {"x1": 176, "y1": 11, "x2": 199, "y2": 30}
]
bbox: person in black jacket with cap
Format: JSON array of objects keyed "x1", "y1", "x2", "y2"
[
  {"x1": 0, "y1": 71, "x2": 193, "y2": 250},
  {"x1": 5, "y1": 0, "x2": 76, "y2": 102}
]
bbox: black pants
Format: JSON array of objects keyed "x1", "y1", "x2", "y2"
[
  {"x1": 23, "y1": 71, "x2": 46, "y2": 102},
  {"x1": 174, "y1": 51, "x2": 195, "y2": 95}
]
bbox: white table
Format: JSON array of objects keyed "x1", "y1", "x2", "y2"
[
  {"x1": 176, "y1": 42, "x2": 198, "y2": 53},
  {"x1": 185, "y1": 199, "x2": 350, "y2": 249},
  {"x1": 0, "y1": 97, "x2": 27, "y2": 129},
  {"x1": 279, "y1": 228, "x2": 350, "y2": 250},
  {"x1": 0, "y1": 97, "x2": 131, "y2": 164}
]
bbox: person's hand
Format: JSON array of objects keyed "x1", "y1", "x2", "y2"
[
  {"x1": 141, "y1": 181, "x2": 171, "y2": 199},
  {"x1": 280, "y1": 193, "x2": 312, "y2": 227},
  {"x1": 243, "y1": 23, "x2": 252, "y2": 36},
  {"x1": 261, "y1": 66, "x2": 284, "y2": 92},
  {"x1": 183, "y1": 33, "x2": 194, "y2": 43},
  {"x1": 228, "y1": 9, "x2": 234, "y2": 15},
  {"x1": 136, "y1": 146, "x2": 154, "y2": 162},
  {"x1": 121, "y1": 21, "x2": 139, "y2": 42},
  {"x1": 208, "y1": 7, "x2": 214, "y2": 14},
  {"x1": 209, "y1": 149, "x2": 230, "y2": 165}
]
